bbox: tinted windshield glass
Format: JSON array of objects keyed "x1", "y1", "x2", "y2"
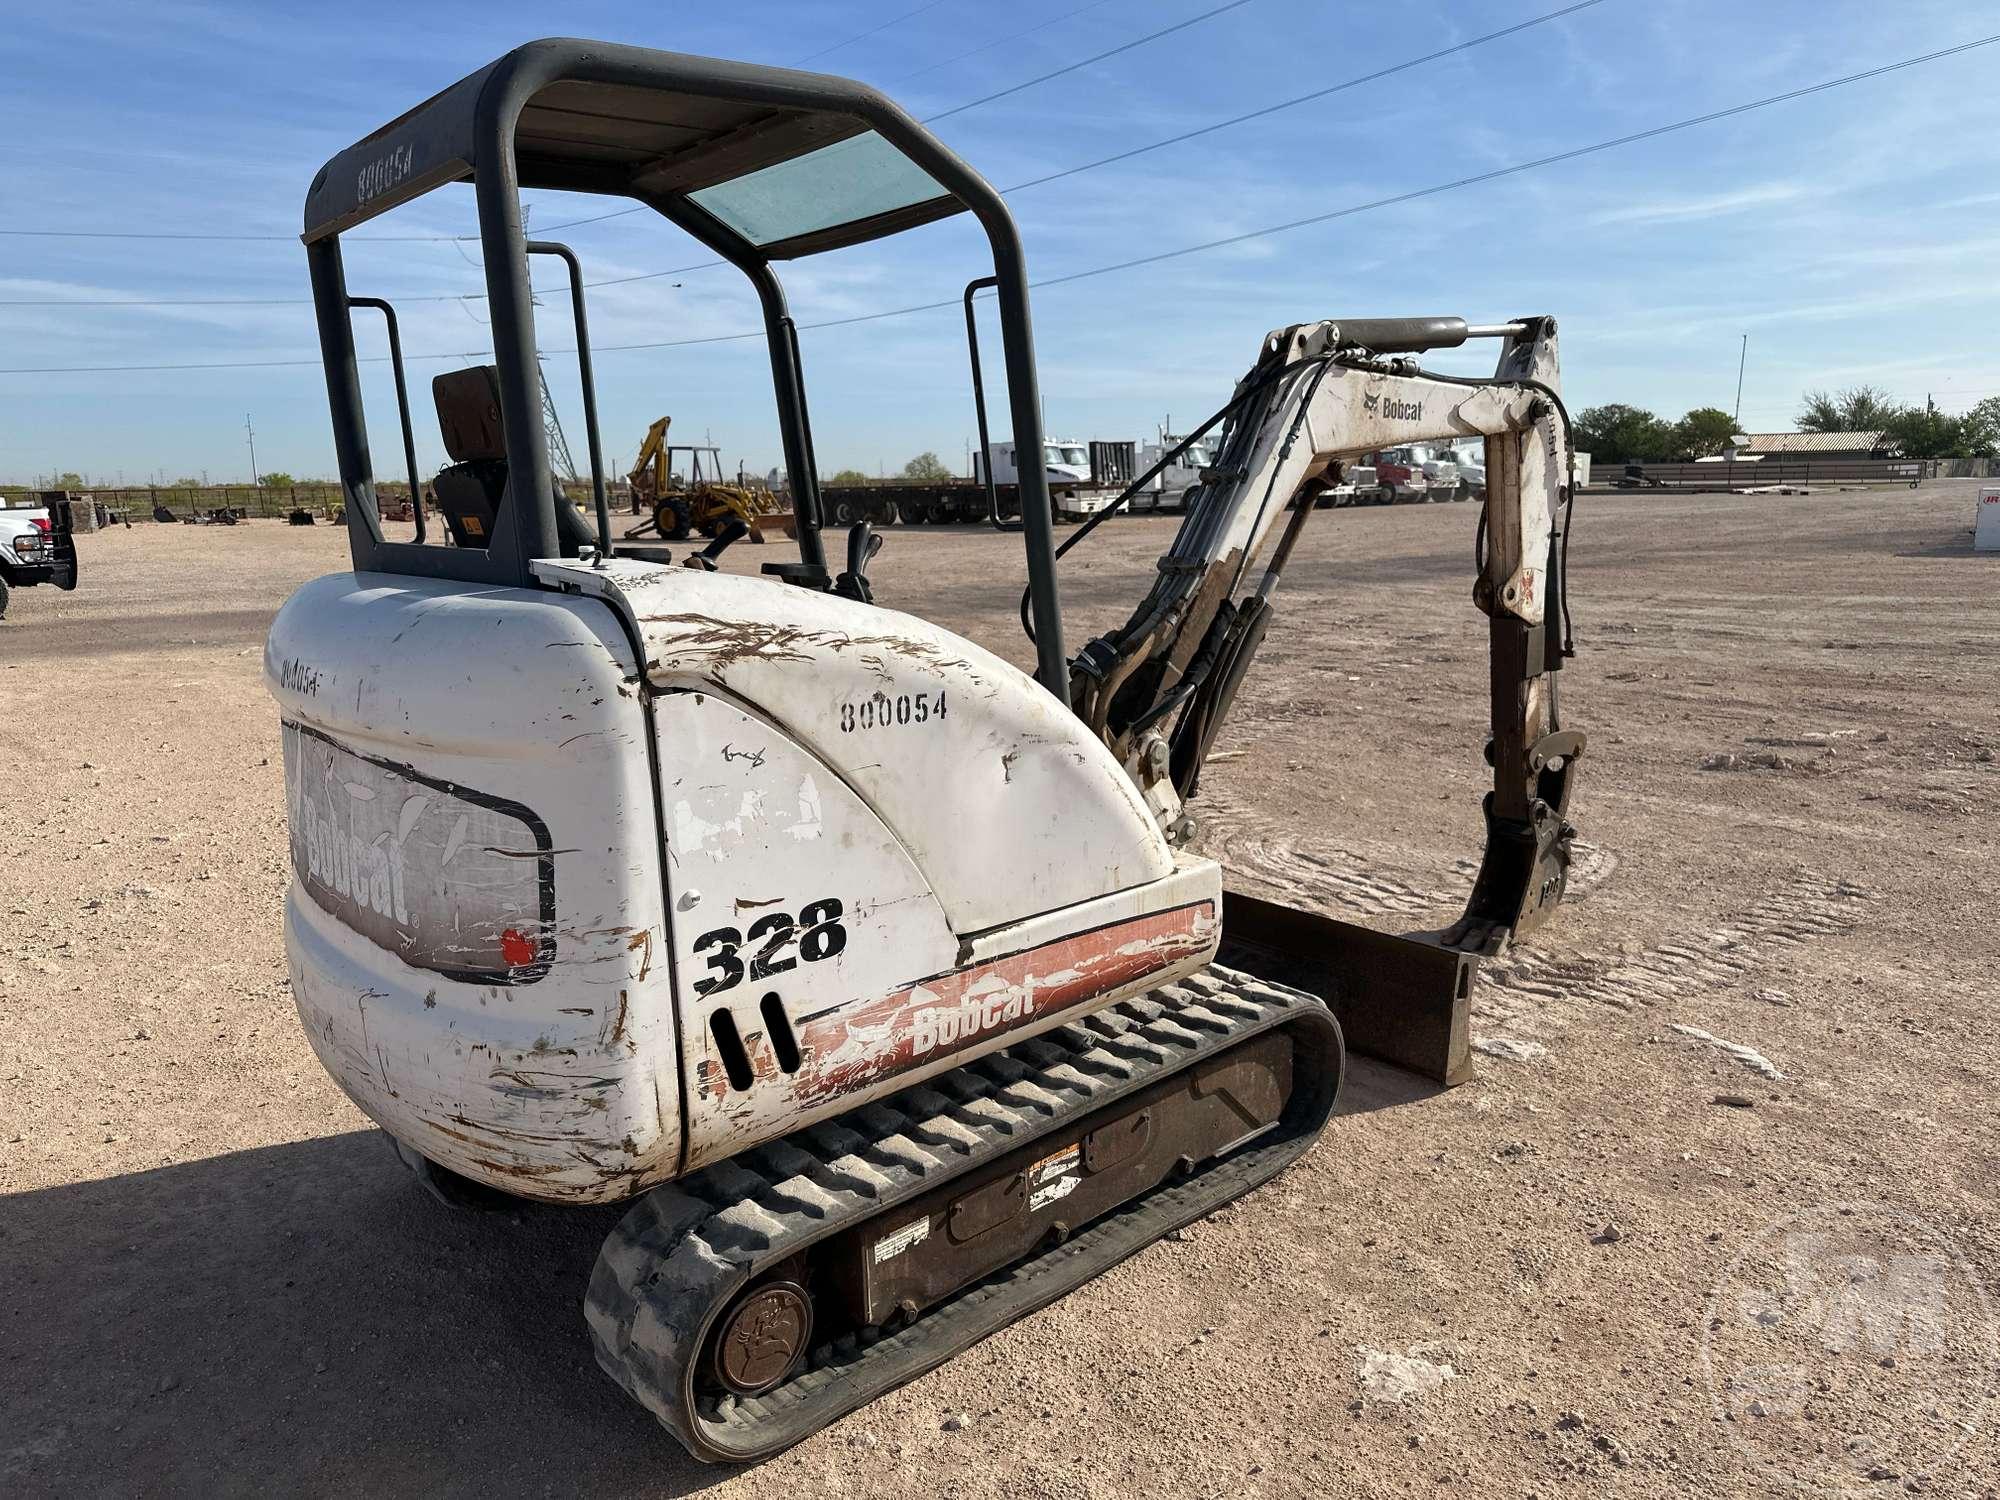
[
  {"x1": 689, "y1": 130, "x2": 951, "y2": 247},
  {"x1": 1046, "y1": 445, "x2": 1088, "y2": 466}
]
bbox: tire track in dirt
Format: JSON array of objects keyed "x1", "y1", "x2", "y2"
[
  {"x1": 1210, "y1": 833, "x2": 1449, "y2": 919},
  {"x1": 1197, "y1": 790, "x2": 1469, "y2": 920},
  {"x1": 1199, "y1": 789, "x2": 1619, "y2": 922},
  {"x1": 1197, "y1": 789, "x2": 1864, "y2": 1060},
  {"x1": 1472, "y1": 872, "x2": 1872, "y2": 1048}
]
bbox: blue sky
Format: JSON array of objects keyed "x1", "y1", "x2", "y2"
[{"x1": 4, "y1": 0, "x2": 1997, "y2": 485}]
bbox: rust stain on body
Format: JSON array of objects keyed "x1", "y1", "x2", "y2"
[
  {"x1": 794, "y1": 902, "x2": 1215, "y2": 1103},
  {"x1": 627, "y1": 927, "x2": 654, "y2": 981},
  {"x1": 635, "y1": 612, "x2": 983, "y2": 682},
  {"x1": 602, "y1": 988, "x2": 632, "y2": 1049}
]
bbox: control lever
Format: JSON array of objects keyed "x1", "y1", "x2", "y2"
[
  {"x1": 682, "y1": 518, "x2": 749, "y2": 571},
  {"x1": 833, "y1": 521, "x2": 884, "y2": 603}
]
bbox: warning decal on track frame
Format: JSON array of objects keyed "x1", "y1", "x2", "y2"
[
  {"x1": 1028, "y1": 1144, "x2": 1083, "y2": 1211},
  {"x1": 872, "y1": 1217, "x2": 932, "y2": 1264}
]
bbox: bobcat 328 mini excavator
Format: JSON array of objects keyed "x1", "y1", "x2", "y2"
[{"x1": 272, "y1": 40, "x2": 1584, "y2": 1462}]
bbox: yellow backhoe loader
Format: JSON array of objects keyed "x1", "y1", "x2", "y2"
[{"x1": 626, "y1": 415, "x2": 777, "y2": 543}]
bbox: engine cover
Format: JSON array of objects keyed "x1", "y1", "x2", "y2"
[{"x1": 267, "y1": 561, "x2": 1217, "y2": 1203}]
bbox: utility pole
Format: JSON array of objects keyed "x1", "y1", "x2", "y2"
[
  {"x1": 245, "y1": 414, "x2": 261, "y2": 487},
  {"x1": 1733, "y1": 334, "x2": 1748, "y2": 427}
]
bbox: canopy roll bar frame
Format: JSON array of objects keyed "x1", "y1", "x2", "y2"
[{"x1": 303, "y1": 39, "x2": 1070, "y2": 702}]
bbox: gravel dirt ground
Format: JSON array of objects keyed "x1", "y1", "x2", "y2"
[{"x1": 2, "y1": 483, "x2": 1995, "y2": 1498}]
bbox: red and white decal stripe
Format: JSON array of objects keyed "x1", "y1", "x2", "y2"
[{"x1": 796, "y1": 901, "x2": 1216, "y2": 1101}]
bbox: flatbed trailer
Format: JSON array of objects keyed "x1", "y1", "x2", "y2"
[
  {"x1": 818, "y1": 476, "x2": 1019, "y2": 528},
  {"x1": 815, "y1": 477, "x2": 1118, "y2": 527}
]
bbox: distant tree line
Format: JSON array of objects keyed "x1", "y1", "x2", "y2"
[
  {"x1": 1570, "y1": 406, "x2": 1740, "y2": 465},
  {"x1": 821, "y1": 452, "x2": 956, "y2": 486},
  {"x1": 19, "y1": 471, "x2": 323, "y2": 491},
  {"x1": 1793, "y1": 386, "x2": 1996, "y2": 460},
  {"x1": 1575, "y1": 389, "x2": 2000, "y2": 464}
]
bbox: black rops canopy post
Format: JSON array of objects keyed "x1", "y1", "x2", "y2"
[{"x1": 302, "y1": 38, "x2": 1069, "y2": 703}]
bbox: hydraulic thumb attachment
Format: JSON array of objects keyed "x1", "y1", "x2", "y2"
[{"x1": 1068, "y1": 316, "x2": 1587, "y2": 1077}]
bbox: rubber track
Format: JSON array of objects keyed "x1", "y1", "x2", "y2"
[{"x1": 585, "y1": 963, "x2": 1342, "y2": 1463}]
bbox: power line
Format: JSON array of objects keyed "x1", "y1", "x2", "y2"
[
  {"x1": 0, "y1": 202, "x2": 641, "y2": 245},
  {"x1": 0, "y1": 260, "x2": 711, "y2": 307},
  {"x1": 1, "y1": 0, "x2": 1600, "y2": 309},
  {"x1": 0, "y1": 0, "x2": 1252, "y2": 247},
  {"x1": 361, "y1": 1, "x2": 1221, "y2": 240},
  {"x1": 401, "y1": 3, "x2": 1179, "y2": 242},
  {"x1": 884, "y1": 0, "x2": 1123, "y2": 85},
  {"x1": 924, "y1": 0, "x2": 1254, "y2": 122},
  {"x1": 1002, "y1": 0, "x2": 1608, "y2": 191},
  {"x1": 794, "y1": 0, "x2": 957, "y2": 67},
  {"x1": 3, "y1": 32, "x2": 1993, "y2": 375},
  {"x1": 1017, "y1": 29, "x2": 2000, "y2": 292},
  {"x1": 0, "y1": 227, "x2": 304, "y2": 243}
]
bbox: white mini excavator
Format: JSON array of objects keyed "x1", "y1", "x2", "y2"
[{"x1": 273, "y1": 40, "x2": 1584, "y2": 1462}]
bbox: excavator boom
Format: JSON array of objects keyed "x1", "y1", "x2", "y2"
[{"x1": 1075, "y1": 315, "x2": 1581, "y2": 953}]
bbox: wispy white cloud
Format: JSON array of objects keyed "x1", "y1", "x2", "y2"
[
  {"x1": 1590, "y1": 180, "x2": 1813, "y2": 226},
  {"x1": 1927, "y1": 189, "x2": 2000, "y2": 211}
]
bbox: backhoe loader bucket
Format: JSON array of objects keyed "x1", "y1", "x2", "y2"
[
  {"x1": 1219, "y1": 889, "x2": 1476, "y2": 1086},
  {"x1": 1216, "y1": 722, "x2": 1583, "y2": 1089}
]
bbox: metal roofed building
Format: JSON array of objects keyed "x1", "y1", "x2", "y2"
[{"x1": 1723, "y1": 430, "x2": 1899, "y2": 460}]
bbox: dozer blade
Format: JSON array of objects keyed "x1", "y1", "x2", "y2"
[
  {"x1": 586, "y1": 966, "x2": 1342, "y2": 1463},
  {"x1": 1219, "y1": 888, "x2": 1476, "y2": 1087}
]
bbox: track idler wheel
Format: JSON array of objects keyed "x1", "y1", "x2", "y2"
[{"x1": 708, "y1": 1278, "x2": 813, "y2": 1397}]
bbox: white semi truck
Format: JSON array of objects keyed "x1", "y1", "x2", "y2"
[
  {"x1": 974, "y1": 437, "x2": 1132, "y2": 519},
  {"x1": 1133, "y1": 427, "x2": 1221, "y2": 513}
]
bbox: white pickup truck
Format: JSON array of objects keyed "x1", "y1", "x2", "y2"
[{"x1": 0, "y1": 496, "x2": 80, "y2": 617}]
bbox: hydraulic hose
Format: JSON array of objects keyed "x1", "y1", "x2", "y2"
[
  {"x1": 1018, "y1": 350, "x2": 1334, "y2": 646},
  {"x1": 1409, "y1": 367, "x2": 1578, "y2": 659}
]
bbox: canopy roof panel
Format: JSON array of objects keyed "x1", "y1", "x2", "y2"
[
  {"x1": 689, "y1": 131, "x2": 947, "y2": 249},
  {"x1": 303, "y1": 39, "x2": 965, "y2": 258}
]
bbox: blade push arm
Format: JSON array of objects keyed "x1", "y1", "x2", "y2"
[{"x1": 1072, "y1": 315, "x2": 1583, "y2": 952}]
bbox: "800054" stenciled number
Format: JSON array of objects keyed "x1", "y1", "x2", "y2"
[{"x1": 840, "y1": 691, "x2": 945, "y2": 733}]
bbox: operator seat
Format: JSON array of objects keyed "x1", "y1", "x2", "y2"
[{"x1": 430, "y1": 365, "x2": 595, "y2": 555}]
